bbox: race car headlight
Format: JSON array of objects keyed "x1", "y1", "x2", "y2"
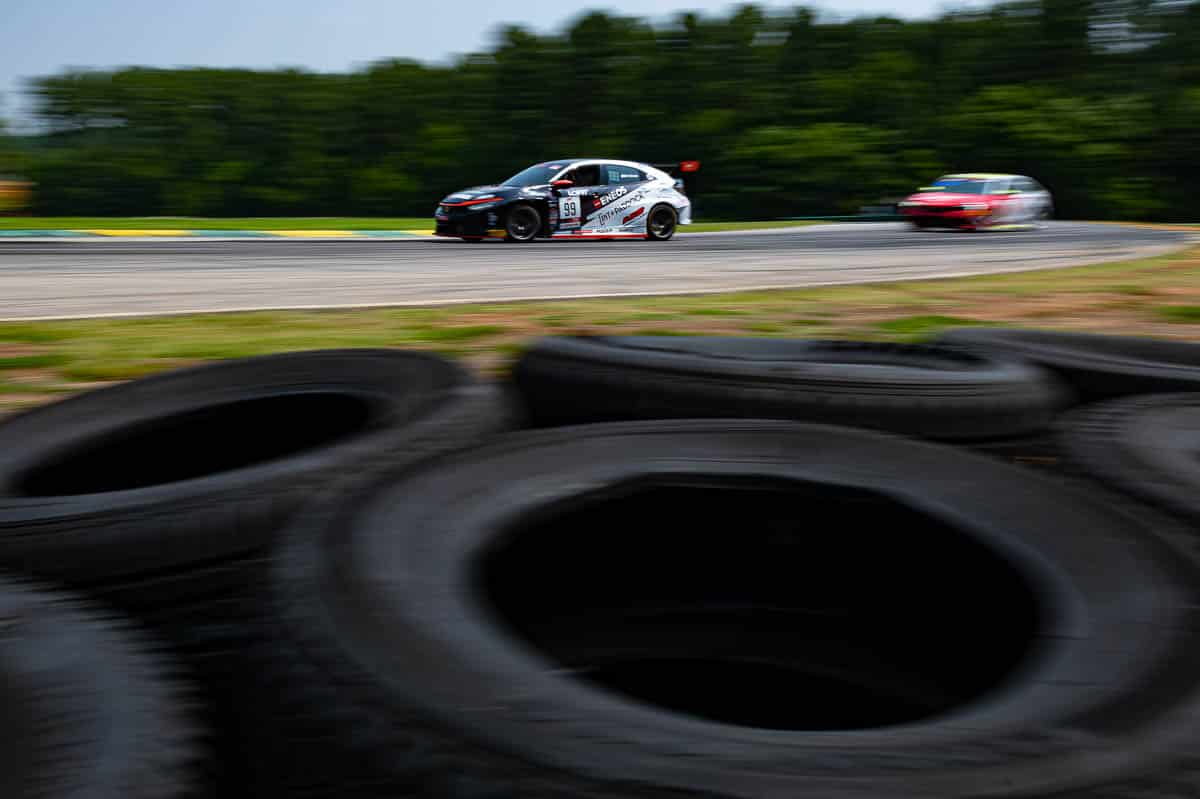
[
  {"x1": 961, "y1": 203, "x2": 990, "y2": 211},
  {"x1": 469, "y1": 201, "x2": 500, "y2": 211},
  {"x1": 897, "y1": 201, "x2": 916, "y2": 208},
  {"x1": 435, "y1": 206, "x2": 447, "y2": 215}
]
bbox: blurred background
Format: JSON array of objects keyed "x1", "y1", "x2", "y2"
[{"x1": 0, "y1": 0, "x2": 1197, "y2": 222}]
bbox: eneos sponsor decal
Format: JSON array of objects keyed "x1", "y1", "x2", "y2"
[{"x1": 591, "y1": 186, "x2": 629, "y2": 210}]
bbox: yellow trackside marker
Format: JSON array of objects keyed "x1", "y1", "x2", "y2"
[
  {"x1": 269, "y1": 230, "x2": 360, "y2": 238},
  {"x1": 84, "y1": 229, "x2": 192, "y2": 237}
]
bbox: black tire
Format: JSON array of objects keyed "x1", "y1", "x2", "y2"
[
  {"x1": 936, "y1": 327, "x2": 1200, "y2": 400},
  {"x1": 512, "y1": 335, "x2": 1068, "y2": 439},
  {"x1": 646, "y1": 204, "x2": 677, "y2": 241},
  {"x1": 504, "y1": 204, "x2": 541, "y2": 242},
  {"x1": 261, "y1": 420, "x2": 1200, "y2": 798},
  {"x1": 0, "y1": 576, "x2": 199, "y2": 799},
  {"x1": 0, "y1": 348, "x2": 512, "y2": 602},
  {"x1": 1060, "y1": 392, "x2": 1200, "y2": 522},
  {"x1": 0, "y1": 349, "x2": 513, "y2": 795}
]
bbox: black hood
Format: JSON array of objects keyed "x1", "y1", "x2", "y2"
[
  {"x1": 439, "y1": 185, "x2": 521, "y2": 204},
  {"x1": 438, "y1": 183, "x2": 555, "y2": 205}
]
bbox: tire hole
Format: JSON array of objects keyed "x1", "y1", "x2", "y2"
[
  {"x1": 480, "y1": 479, "x2": 1041, "y2": 731},
  {"x1": 13, "y1": 392, "x2": 378, "y2": 496}
]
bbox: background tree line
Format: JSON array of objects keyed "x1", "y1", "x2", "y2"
[{"x1": 1, "y1": 0, "x2": 1197, "y2": 220}]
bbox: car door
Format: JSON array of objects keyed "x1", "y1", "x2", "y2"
[
  {"x1": 553, "y1": 164, "x2": 603, "y2": 233},
  {"x1": 589, "y1": 164, "x2": 653, "y2": 232},
  {"x1": 987, "y1": 178, "x2": 1019, "y2": 222}
]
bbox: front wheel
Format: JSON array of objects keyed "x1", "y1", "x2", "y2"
[
  {"x1": 505, "y1": 204, "x2": 541, "y2": 243},
  {"x1": 646, "y1": 204, "x2": 678, "y2": 242}
]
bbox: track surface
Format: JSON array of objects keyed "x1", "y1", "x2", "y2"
[{"x1": 0, "y1": 222, "x2": 1192, "y2": 320}]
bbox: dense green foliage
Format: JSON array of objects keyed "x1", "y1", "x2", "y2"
[{"x1": 2, "y1": 1, "x2": 1197, "y2": 220}]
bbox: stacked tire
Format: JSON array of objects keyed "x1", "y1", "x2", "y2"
[
  {"x1": 3, "y1": 331, "x2": 1200, "y2": 797},
  {"x1": 0, "y1": 349, "x2": 515, "y2": 796},
  {"x1": 247, "y1": 419, "x2": 1200, "y2": 799}
]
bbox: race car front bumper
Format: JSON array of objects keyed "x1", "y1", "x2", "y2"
[
  {"x1": 901, "y1": 207, "x2": 992, "y2": 228},
  {"x1": 434, "y1": 206, "x2": 505, "y2": 239}
]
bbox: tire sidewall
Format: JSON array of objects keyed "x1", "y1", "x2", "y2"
[
  {"x1": 294, "y1": 421, "x2": 1200, "y2": 798},
  {"x1": 0, "y1": 350, "x2": 505, "y2": 581},
  {"x1": 646, "y1": 204, "x2": 678, "y2": 241},
  {"x1": 504, "y1": 204, "x2": 541, "y2": 242}
]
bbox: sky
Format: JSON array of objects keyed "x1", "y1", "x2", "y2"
[{"x1": 1, "y1": 0, "x2": 973, "y2": 125}]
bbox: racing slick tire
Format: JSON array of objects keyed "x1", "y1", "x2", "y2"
[
  {"x1": 646, "y1": 204, "x2": 678, "y2": 241},
  {"x1": 1059, "y1": 392, "x2": 1200, "y2": 523},
  {"x1": 0, "y1": 575, "x2": 200, "y2": 799},
  {"x1": 512, "y1": 336, "x2": 1068, "y2": 440},
  {"x1": 935, "y1": 327, "x2": 1200, "y2": 400},
  {"x1": 504, "y1": 204, "x2": 541, "y2": 242},
  {"x1": 256, "y1": 420, "x2": 1200, "y2": 799}
]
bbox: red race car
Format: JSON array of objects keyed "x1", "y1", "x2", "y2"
[{"x1": 898, "y1": 173, "x2": 1053, "y2": 230}]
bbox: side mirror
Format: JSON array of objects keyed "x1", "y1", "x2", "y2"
[{"x1": 552, "y1": 179, "x2": 574, "y2": 189}]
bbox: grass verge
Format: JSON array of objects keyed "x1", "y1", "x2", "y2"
[{"x1": 1, "y1": 245, "x2": 1197, "y2": 416}]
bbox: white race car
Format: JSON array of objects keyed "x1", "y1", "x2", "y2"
[{"x1": 435, "y1": 158, "x2": 697, "y2": 242}]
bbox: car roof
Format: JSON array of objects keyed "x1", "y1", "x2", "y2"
[
  {"x1": 540, "y1": 158, "x2": 672, "y2": 179},
  {"x1": 544, "y1": 158, "x2": 659, "y2": 171}
]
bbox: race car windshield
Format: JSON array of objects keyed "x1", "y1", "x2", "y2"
[
  {"x1": 503, "y1": 164, "x2": 563, "y2": 187},
  {"x1": 929, "y1": 179, "x2": 989, "y2": 194}
]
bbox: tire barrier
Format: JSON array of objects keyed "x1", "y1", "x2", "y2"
[{"x1": 0, "y1": 331, "x2": 1197, "y2": 797}]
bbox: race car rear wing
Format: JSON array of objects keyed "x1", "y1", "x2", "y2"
[
  {"x1": 649, "y1": 161, "x2": 700, "y2": 195},
  {"x1": 654, "y1": 160, "x2": 701, "y2": 174}
]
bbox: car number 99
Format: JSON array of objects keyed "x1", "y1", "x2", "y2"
[{"x1": 559, "y1": 196, "x2": 581, "y2": 219}]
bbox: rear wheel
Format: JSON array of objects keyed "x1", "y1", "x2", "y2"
[
  {"x1": 646, "y1": 204, "x2": 678, "y2": 241},
  {"x1": 505, "y1": 205, "x2": 541, "y2": 243}
]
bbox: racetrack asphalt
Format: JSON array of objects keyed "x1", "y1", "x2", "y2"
[{"x1": 0, "y1": 222, "x2": 1193, "y2": 320}]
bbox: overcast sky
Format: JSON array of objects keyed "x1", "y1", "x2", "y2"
[{"x1": 2, "y1": 0, "x2": 975, "y2": 124}]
